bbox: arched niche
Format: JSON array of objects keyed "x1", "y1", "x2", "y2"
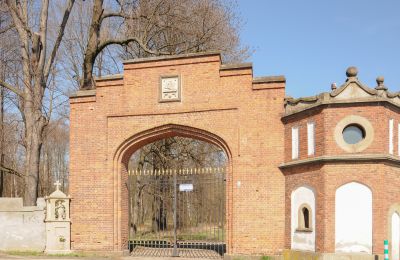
[
  {"x1": 291, "y1": 185, "x2": 316, "y2": 251},
  {"x1": 392, "y1": 212, "x2": 400, "y2": 260},
  {"x1": 335, "y1": 182, "x2": 372, "y2": 254}
]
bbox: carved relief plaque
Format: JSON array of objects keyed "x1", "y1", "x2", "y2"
[{"x1": 160, "y1": 76, "x2": 181, "y2": 102}]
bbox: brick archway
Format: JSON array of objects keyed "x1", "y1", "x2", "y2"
[
  {"x1": 69, "y1": 52, "x2": 286, "y2": 255},
  {"x1": 112, "y1": 124, "x2": 233, "y2": 252}
]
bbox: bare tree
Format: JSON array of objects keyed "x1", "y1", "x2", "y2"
[
  {"x1": 122, "y1": 0, "x2": 249, "y2": 62},
  {"x1": 81, "y1": 0, "x2": 249, "y2": 89},
  {"x1": 128, "y1": 137, "x2": 226, "y2": 235},
  {"x1": 0, "y1": 0, "x2": 247, "y2": 206},
  {"x1": 0, "y1": 2, "x2": 23, "y2": 196},
  {"x1": 59, "y1": 0, "x2": 124, "y2": 90},
  {"x1": 39, "y1": 119, "x2": 69, "y2": 196},
  {"x1": 1, "y1": 0, "x2": 75, "y2": 205}
]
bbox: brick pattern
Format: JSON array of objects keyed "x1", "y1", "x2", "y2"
[
  {"x1": 70, "y1": 52, "x2": 400, "y2": 256},
  {"x1": 284, "y1": 105, "x2": 400, "y2": 162},
  {"x1": 283, "y1": 103, "x2": 400, "y2": 255},
  {"x1": 69, "y1": 53, "x2": 286, "y2": 255}
]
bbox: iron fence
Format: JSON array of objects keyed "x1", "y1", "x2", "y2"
[{"x1": 127, "y1": 167, "x2": 226, "y2": 258}]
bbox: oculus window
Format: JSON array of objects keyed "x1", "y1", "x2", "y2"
[{"x1": 342, "y1": 124, "x2": 365, "y2": 145}]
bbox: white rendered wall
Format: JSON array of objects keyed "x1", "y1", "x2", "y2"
[
  {"x1": 389, "y1": 119, "x2": 394, "y2": 154},
  {"x1": 335, "y1": 182, "x2": 372, "y2": 254},
  {"x1": 307, "y1": 122, "x2": 315, "y2": 156},
  {"x1": 392, "y1": 212, "x2": 400, "y2": 260},
  {"x1": 0, "y1": 198, "x2": 46, "y2": 251},
  {"x1": 291, "y1": 186, "x2": 316, "y2": 251},
  {"x1": 292, "y1": 127, "x2": 299, "y2": 159}
]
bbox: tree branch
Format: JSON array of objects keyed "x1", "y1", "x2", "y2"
[
  {"x1": 5, "y1": 0, "x2": 32, "y2": 37},
  {"x1": 0, "y1": 80, "x2": 24, "y2": 98},
  {"x1": 101, "y1": 11, "x2": 124, "y2": 20},
  {"x1": 98, "y1": 37, "x2": 170, "y2": 56},
  {"x1": 0, "y1": 164, "x2": 23, "y2": 177},
  {"x1": 101, "y1": 11, "x2": 147, "y2": 22},
  {"x1": 44, "y1": 0, "x2": 75, "y2": 80},
  {"x1": 0, "y1": 23, "x2": 14, "y2": 34}
]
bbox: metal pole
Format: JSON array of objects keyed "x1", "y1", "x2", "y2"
[
  {"x1": 384, "y1": 240, "x2": 389, "y2": 260},
  {"x1": 172, "y1": 169, "x2": 178, "y2": 257}
]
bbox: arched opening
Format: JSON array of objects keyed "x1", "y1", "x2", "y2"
[
  {"x1": 297, "y1": 204, "x2": 312, "y2": 231},
  {"x1": 335, "y1": 182, "x2": 372, "y2": 254},
  {"x1": 303, "y1": 208, "x2": 309, "y2": 228},
  {"x1": 392, "y1": 212, "x2": 400, "y2": 260},
  {"x1": 114, "y1": 124, "x2": 231, "y2": 258},
  {"x1": 291, "y1": 186, "x2": 316, "y2": 251}
]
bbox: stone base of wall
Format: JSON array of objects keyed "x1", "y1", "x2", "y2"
[{"x1": 283, "y1": 250, "x2": 383, "y2": 260}]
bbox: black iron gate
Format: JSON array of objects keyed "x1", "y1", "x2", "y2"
[{"x1": 127, "y1": 167, "x2": 226, "y2": 258}]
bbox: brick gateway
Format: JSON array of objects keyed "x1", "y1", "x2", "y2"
[{"x1": 70, "y1": 52, "x2": 400, "y2": 259}]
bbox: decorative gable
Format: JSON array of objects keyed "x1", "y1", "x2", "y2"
[
  {"x1": 333, "y1": 82, "x2": 373, "y2": 100},
  {"x1": 284, "y1": 66, "x2": 400, "y2": 116}
]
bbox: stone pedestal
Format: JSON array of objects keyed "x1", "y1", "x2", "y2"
[{"x1": 45, "y1": 181, "x2": 71, "y2": 254}]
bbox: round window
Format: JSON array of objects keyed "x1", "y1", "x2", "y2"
[{"x1": 342, "y1": 124, "x2": 365, "y2": 144}]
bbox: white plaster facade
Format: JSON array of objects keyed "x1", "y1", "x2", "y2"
[
  {"x1": 392, "y1": 212, "x2": 400, "y2": 260},
  {"x1": 291, "y1": 186, "x2": 316, "y2": 251},
  {"x1": 335, "y1": 182, "x2": 372, "y2": 254}
]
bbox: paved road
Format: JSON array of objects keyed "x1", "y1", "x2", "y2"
[{"x1": 0, "y1": 253, "x2": 216, "y2": 260}]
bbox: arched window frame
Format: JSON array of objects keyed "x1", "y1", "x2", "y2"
[{"x1": 296, "y1": 203, "x2": 313, "y2": 232}]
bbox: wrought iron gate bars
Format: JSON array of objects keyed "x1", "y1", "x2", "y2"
[
  {"x1": 127, "y1": 167, "x2": 226, "y2": 258},
  {"x1": 129, "y1": 167, "x2": 226, "y2": 176}
]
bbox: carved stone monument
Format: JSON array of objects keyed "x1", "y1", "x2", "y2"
[{"x1": 45, "y1": 181, "x2": 71, "y2": 254}]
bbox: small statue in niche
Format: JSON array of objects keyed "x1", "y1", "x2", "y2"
[{"x1": 55, "y1": 200, "x2": 66, "y2": 220}]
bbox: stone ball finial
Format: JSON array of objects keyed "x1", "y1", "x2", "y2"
[
  {"x1": 376, "y1": 76, "x2": 384, "y2": 85},
  {"x1": 375, "y1": 76, "x2": 387, "y2": 91},
  {"x1": 346, "y1": 66, "x2": 358, "y2": 77}
]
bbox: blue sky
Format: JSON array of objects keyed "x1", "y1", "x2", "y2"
[{"x1": 236, "y1": 0, "x2": 400, "y2": 98}]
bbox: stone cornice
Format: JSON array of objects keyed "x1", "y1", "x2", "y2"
[
  {"x1": 279, "y1": 154, "x2": 400, "y2": 169},
  {"x1": 94, "y1": 74, "x2": 123, "y2": 81},
  {"x1": 282, "y1": 97, "x2": 400, "y2": 120},
  {"x1": 123, "y1": 51, "x2": 221, "y2": 64},
  {"x1": 284, "y1": 67, "x2": 400, "y2": 117},
  {"x1": 253, "y1": 75, "x2": 286, "y2": 84},
  {"x1": 220, "y1": 62, "x2": 252, "y2": 71},
  {"x1": 69, "y1": 89, "x2": 96, "y2": 98}
]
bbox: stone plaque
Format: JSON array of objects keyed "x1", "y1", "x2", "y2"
[{"x1": 160, "y1": 76, "x2": 180, "y2": 102}]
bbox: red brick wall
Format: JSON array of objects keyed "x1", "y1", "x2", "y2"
[
  {"x1": 284, "y1": 104, "x2": 400, "y2": 162},
  {"x1": 69, "y1": 53, "x2": 286, "y2": 255},
  {"x1": 284, "y1": 162, "x2": 400, "y2": 254},
  {"x1": 284, "y1": 109, "x2": 324, "y2": 162},
  {"x1": 283, "y1": 102, "x2": 400, "y2": 255}
]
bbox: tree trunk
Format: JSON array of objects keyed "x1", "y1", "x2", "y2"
[
  {"x1": 0, "y1": 36, "x2": 4, "y2": 196},
  {"x1": 23, "y1": 129, "x2": 43, "y2": 205},
  {"x1": 22, "y1": 100, "x2": 44, "y2": 206},
  {"x1": 81, "y1": 0, "x2": 103, "y2": 89},
  {"x1": 0, "y1": 87, "x2": 3, "y2": 197},
  {"x1": 82, "y1": 52, "x2": 96, "y2": 89}
]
